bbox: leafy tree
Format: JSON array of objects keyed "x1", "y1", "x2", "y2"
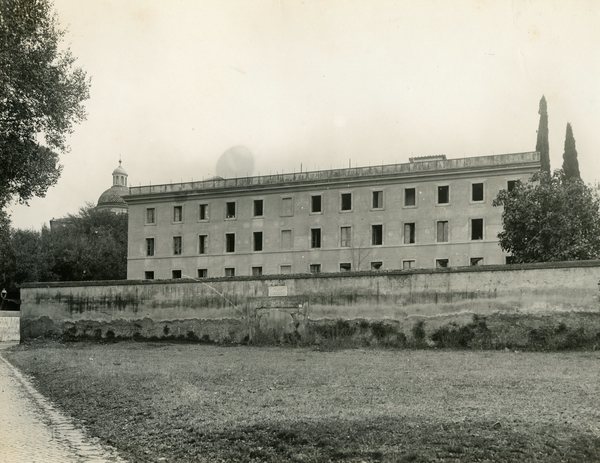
[
  {"x1": 0, "y1": 0, "x2": 89, "y2": 208},
  {"x1": 562, "y1": 123, "x2": 581, "y2": 180},
  {"x1": 493, "y1": 171, "x2": 600, "y2": 262},
  {"x1": 536, "y1": 96, "x2": 550, "y2": 174}
]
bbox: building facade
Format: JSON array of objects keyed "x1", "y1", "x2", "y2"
[{"x1": 124, "y1": 152, "x2": 540, "y2": 280}]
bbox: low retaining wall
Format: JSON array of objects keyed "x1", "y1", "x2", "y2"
[
  {"x1": 0, "y1": 311, "x2": 20, "y2": 342},
  {"x1": 19, "y1": 261, "x2": 600, "y2": 349}
]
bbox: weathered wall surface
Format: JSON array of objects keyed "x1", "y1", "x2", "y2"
[
  {"x1": 0, "y1": 311, "x2": 20, "y2": 342},
  {"x1": 20, "y1": 261, "x2": 600, "y2": 349}
]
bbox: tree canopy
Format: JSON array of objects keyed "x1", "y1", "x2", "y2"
[
  {"x1": 0, "y1": 0, "x2": 89, "y2": 208},
  {"x1": 536, "y1": 96, "x2": 550, "y2": 174},
  {"x1": 562, "y1": 123, "x2": 581, "y2": 180},
  {"x1": 493, "y1": 171, "x2": 600, "y2": 263}
]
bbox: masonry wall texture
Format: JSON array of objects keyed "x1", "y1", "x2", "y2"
[{"x1": 20, "y1": 261, "x2": 600, "y2": 349}]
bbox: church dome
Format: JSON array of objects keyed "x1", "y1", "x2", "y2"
[
  {"x1": 112, "y1": 164, "x2": 128, "y2": 176},
  {"x1": 96, "y1": 160, "x2": 129, "y2": 213}
]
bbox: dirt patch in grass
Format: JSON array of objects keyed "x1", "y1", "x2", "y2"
[{"x1": 5, "y1": 342, "x2": 600, "y2": 462}]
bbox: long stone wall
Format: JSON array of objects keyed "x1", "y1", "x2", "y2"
[{"x1": 19, "y1": 261, "x2": 600, "y2": 349}]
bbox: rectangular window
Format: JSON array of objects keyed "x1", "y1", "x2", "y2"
[
  {"x1": 146, "y1": 208, "x2": 155, "y2": 224},
  {"x1": 404, "y1": 223, "x2": 415, "y2": 244},
  {"x1": 371, "y1": 224, "x2": 383, "y2": 245},
  {"x1": 472, "y1": 183, "x2": 484, "y2": 201},
  {"x1": 146, "y1": 238, "x2": 155, "y2": 257},
  {"x1": 507, "y1": 180, "x2": 518, "y2": 192},
  {"x1": 404, "y1": 187, "x2": 416, "y2": 207},
  {"x1": 253, "y1": 231, "x2": 263, "y2": 251},
  {"x1": 311, "y1": 195, "x2": 322, "y2": 213},
  {"x1": 199, "y1": 204, "x2": 208, "y2": 220},
  {"x1": 172, "y1": 270, "x2": 182, "y2": 279},
  {"x1": 340, "y1": 226, "x2": 352, "y2": 247},
  {"x1": 505, "y1": 256, "x2": 516, "y2": 264},
  {"x1": 225, "y1": 233, "x2": 235, "y2": 252},
  {"x1": 198, "y1": 235, "x2": 207, "y2": 254},
  {"x1": 403, "y1": 260, "x2": 415, "y2": 270},
  {"x1": 341, "y1": 193, "x2": 352, "y2": 211},
  {"x1": 436, "y1": 221, "x2": 448, "y2": 243},
  {"x1": 371, "y1": 261, "x2": 383, "y2": 270},
  {"x1": 309, "y1": 264, "x2": 321, "y2": 274},
  {"x1": 197, "y1": 268, "x2": 208, "y2": 278},
  {"x1": 339, "y1": 263, "x2": 351, "y2": 272},
  {"x1": 470, "y1": 257, "x2": 483, "y2": 266},
  {"x1": 281, "y1": 229, "x2": 292, "y2": 249},
  {"x1": 253, "y1": 199, "x2": 263, "y2": 217},
  {"x1": 226, "y1": 202, "x2": 236, "y2": 219},
  {"x1": 280, "y1": 265, "x2": 292, "y2": 274},
  {"x1": 173, "y1": 236, "x2": 182, "y2": 255},
  {"x1": 311, "y1": 228, "x2": 321, "y2": 248},
  {"x1": 372, "y1": 191, "x2": 383, "y2": 209},
  {"x1": 173, "y1": 206, "x2": 183, "y2": 222},
  {"x1": 437, "y1": 185, "x2": 449, "y2": 204},
  {"x1": 436, "y1": 258, "x2": 449, "y2": 268},
  {"x1": 281, "y1": 197, "x2": 293, "y2": 216},
  {"x1": 252, "y1": 266, "x2": 263, "y2": 276},
  {"x1": 471, "y1": 218, "x2": 484, "y2": 240},
  {"x1": 144, "y1": 271, "x2": 154, "y2": 280},
  {"x1": 225, "y1": 267, "x2": 235, "y2": 277}
]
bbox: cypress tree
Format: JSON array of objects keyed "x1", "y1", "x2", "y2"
[
  {"x1": 562, "y1": 123, "x2": 581, "y2": 180},
  {"x1": 536, "y1": 96, "x2": 550, "y2": 173}
]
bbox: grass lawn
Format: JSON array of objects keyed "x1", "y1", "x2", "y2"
[{"x1": 6, "y1": 342, "x2": 600, "y2": 462}]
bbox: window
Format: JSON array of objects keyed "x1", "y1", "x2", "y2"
[
  {"x1": 341, "y1": 193, "x2": 352, "y2": 211},
  {"x1": 311, "y1": 195, "x2": 322, "y2": 213},
  {"x1": 225, "y1": 233, "x2": 235, "y2": 252},
  {"x1": 253, "y1": 199, "x2": 264, "y2": 217},
  {"x1": 436, "y1": 221, "x2": 448, "y2": 243},
  {"x1": 505, "y1": 256, "x2": 516, "y2": 264},
  {"x1": 371, "y1": 261, "x2": 383, "y2": 270},
  {"x1": 197, "y1": 268, "x2": 208, "y2": 278},
  {"x1": 340, "y1": 226, "x2": 352, "y2": 247},
  {"x1": 146, "y1": 238, "x2": 155, "y2": 257},
  {"x1": 146, "y1": 208, "x2": 155, "y2": 224},
  {"x1": 173, "y1": 206, "x2": 183, "y2": 222},
  {"x1": 471, "y1": 219, "x2": 484, "y2": 240},
  {"x1": 470, "y1": 257, "x2": 483, "y2": 266},
  {"x1": 226, "y1": 202, "x2": 236, "y2": 219},
  {"x1": 172, "y1": 270, "x2": 182, "y2": 279},
  {"x1": 372, "y1": 224, "x2": 383, "y2": 245},
  {"x1": 253, "y1": 231, "x2": 263, "y2": 251},
  {"x1": 225, "y1": 267, "x2": 235, "y2": 277},
  {"x1": 437, "y1": 185, "x2": 449, "y2": 204},
  {"x1": 281, "y1": 197, "x2": 293, "y2": 216},
  {"x1": 403, "y1": 260, "x2": 415, "y2": 270},
  {"x1": 372, "y1": 191, "x2": 383, "y2": 209},
  {"x1": 280, "y1": 265, "x2": 292, "y2": 274},
  {"x1": 173, "y1": 236, "x2": 182, "y2": 255},
  {"x1": 309, "y1": 264, "x2": 321, "y2": 274},
  {"x1": 339, "y1": 263, "x2": 351, "y2": 272},
  {"x1": 198, "y1": 235, "x2": 207, "y2": 254},
  {"x1": 436, "y1": 259, "x2": 449, "y2": 268},
  {"x1": 199, "y1": 204, "x2": 208, "y2": 220},
  {"x1": 507, "y1": 180, "x2": 519, "y2": 192},
  {"x1": 404, "y1": 223, "x2": 415, "y2": 244},
  {"x1": 472, "y1": 183, "x2": 484, "y2": 201},
  {"x1": 281, "y1": 229, "x2": 292, "y2": 249},
  {"x1": 311, "y1": 228, "x2": 321, "y2": 248},
  {"x1": 144, "y1": 271, "x2": 154, "y2": 280},
  {"x1": 404, "y1": 187, "x2": 416, "y2": 207},
  {"x1": 252, "y1": 266, "x2": 263, "y2": 276}
]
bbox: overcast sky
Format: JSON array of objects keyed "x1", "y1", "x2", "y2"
[{"x1": 9, "y1": 0, "x2": 600, "y2": 229}]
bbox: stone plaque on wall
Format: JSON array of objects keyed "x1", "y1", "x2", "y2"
[{"x1": 268, "y1": 285, "x2": 288, "y2": 297}]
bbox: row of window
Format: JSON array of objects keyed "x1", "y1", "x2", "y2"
[
  {"x1": 144, "y1": 181, "x2": 520, "y2": 224},
  {"x1": 145, "y1": 219, "x2": 486, "y2": 256},
  {"x1": 143, "y1": 256, "x2": 489, "y2": 280}
]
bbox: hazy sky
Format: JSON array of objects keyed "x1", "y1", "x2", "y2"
[{"x1": 9, "y1": 0, "x2": 600, "y2": 229}]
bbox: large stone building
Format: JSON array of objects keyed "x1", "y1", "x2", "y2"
[{"x1": 124, "y1": 151, "x2": 540, "y2": 280}]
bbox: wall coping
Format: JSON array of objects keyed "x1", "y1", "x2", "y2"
[{"x1": 19, "y1": 259, "x2": 600, "y2": 289}]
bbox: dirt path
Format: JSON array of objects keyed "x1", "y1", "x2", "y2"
[{"x1": 0, "y1": 343, "x2": 125, "y2": 463}]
